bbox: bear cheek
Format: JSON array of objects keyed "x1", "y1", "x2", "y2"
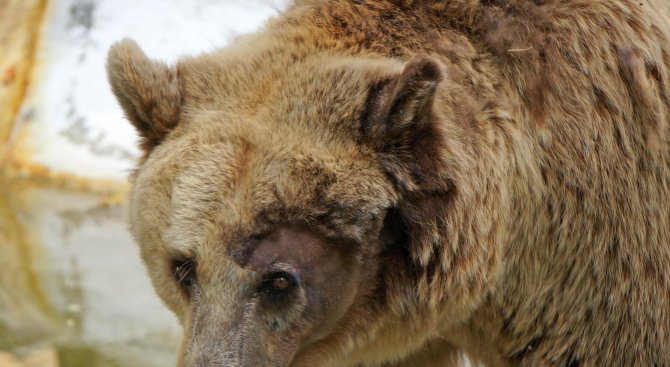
[{"x1": 297, "y1": 260, "x2": 362, "y2": 343}]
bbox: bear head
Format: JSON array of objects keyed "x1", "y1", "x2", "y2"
[{"x1": 107, "y1": 38, "x2": 452, "y2": 366}]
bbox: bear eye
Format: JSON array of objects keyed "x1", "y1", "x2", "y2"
[
  {"x1": 271, "y1": 275, "x2": 290, "y2": 291},
  {"x1": 261, "y1": 271, "x2": 296, "y2": 295},
  {"x1": 173, "y1": 259, "x2": 196, "y2": 291}
]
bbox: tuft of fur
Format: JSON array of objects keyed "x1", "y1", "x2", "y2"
[{"x1": 108, "y1": 1, "x2": 670, "y2": 366}]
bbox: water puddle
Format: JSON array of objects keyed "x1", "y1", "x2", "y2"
[{"x1": 0, "y1": 178, "x2": 181, "y2": 366}]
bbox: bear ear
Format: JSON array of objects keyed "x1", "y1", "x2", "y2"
[
  {"x1": 107, "y1": 39, "x2": 182, "y2": 153},
  {"x1": 361, "y1": 56, "x2": 447, "y2": 192}
]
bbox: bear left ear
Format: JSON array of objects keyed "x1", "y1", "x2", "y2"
[
  {"x1": 107, "y1": 39, "x2": 182, "y2": 153},
  {"x1": 361, "y1": 56, "x2": 447, "y2": 192}
]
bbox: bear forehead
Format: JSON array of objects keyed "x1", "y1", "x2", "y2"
[{"x1": 136, "y1": 133, "x2": 397, "y2": 259}]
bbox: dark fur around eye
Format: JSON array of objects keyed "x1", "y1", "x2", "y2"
[{"x1": 172, "y1": 258, "x2": 197, "y2": 292}]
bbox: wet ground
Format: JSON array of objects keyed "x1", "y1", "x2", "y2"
[{"x1": 0, "y1": 177, "x2": 181, "y2": 367}]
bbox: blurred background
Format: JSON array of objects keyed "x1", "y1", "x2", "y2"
[{"x1": 0, "y1": 0, "x2": 289, "y2": 366}]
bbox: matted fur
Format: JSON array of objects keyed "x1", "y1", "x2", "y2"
[{"x1": 107, "y1": 1, "x2": 670, "y2": 366}]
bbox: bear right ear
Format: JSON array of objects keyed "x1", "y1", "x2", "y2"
[
  {"x1": 107, "y1": 39, "x2": 182, "y2": 153},
  {"x1": 360, "y1": 56, "x2": 449, "y2": 193}
]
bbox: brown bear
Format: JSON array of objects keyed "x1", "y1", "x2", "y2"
[{"x1": 106, "y1": 1, "x2": 670, "y2": 366}]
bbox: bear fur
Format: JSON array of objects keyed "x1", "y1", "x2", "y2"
[{"x1": 107, "y1": 1, "x2": 670, "y2": 366}]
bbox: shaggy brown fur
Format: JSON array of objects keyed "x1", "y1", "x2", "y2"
[{"x1": 107, "y1": 1, "x2": 670, "y2": 366}]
